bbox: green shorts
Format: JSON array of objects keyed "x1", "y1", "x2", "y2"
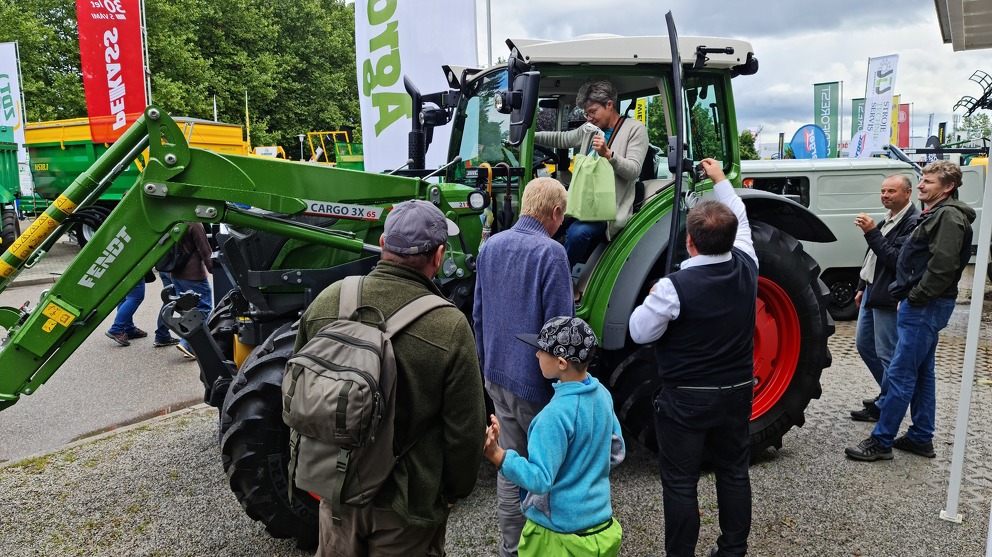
[{"x1": 518, "y1": 517, "x2": 622, "y2": 557}]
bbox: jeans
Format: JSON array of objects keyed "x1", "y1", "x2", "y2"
[
  {"x1": 485, "y1": 381, "x2": 545, "y2": 557},
  {"x1": 654, "y1": 385, "x2": 752, "y2": 557},
  {"x1": 154, "y1": 272, "x2": 174, "y2": 342},
  {"x1": 872, "y1": 298, "x2": 955, "y2": 446},
  {"x1": 564, "y1": 220, "x2": 607, "y2": 267},
  {"x1": 854, "y1": 285, "x2": 898, "y2": 401},
  {"x1": 108, "y1": 281, "x2": 145, "y2": 335},
  {"x1": 171, "y1": 277, "x2": 212, "y2": 350}
]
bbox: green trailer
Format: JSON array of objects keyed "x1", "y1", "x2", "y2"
[{"x1": 0, "y1": 124, "x2": 21, "y2": 248}]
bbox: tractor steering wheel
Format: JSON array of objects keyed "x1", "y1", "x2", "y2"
[{"x1": 531, "y1": 144, "x2": 560, "y2": 174}]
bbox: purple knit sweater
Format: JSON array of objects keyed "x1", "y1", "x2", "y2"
[{"x1": 472, "y1": 215, "x2": 574, "y2": 404}]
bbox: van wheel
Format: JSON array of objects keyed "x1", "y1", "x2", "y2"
[
  {"x1": 820, "y1": 269, "x2": 859, "y2": 321},
  {"x1": 219, "y1": 323, "x2": 319, "y2": 550},
  {"x1": 1, "y1": 206, "x2": 20, "y2": 249},
  {"x1": 603, "y1": 221, "x2": 833, "y2": 455}
]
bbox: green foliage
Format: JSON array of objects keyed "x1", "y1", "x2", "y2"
[
  {"x1": 961, "y1": 113, "x2": 992, "y2": 141},
  {"x1": 0, "y1": 0, "x2": 360, "y2": 157},
  {"x1": 739, "y1": 129, "x2": 759, "y2": 160},
  {"x1": 646, "y1": 95, "x2": 668, "y2": 148}
]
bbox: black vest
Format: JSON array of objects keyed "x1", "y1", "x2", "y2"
[{"x1": 654, "y1": 248, "x2": 758, "y2": 387}]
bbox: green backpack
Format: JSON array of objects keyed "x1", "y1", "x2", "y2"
[{"x1": 282, "y1": 275, "x2": 452, "y2": 523}]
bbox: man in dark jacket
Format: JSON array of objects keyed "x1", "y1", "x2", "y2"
[
  {"x1": 850, "y1": 174, "x2": 919, "y2": 421},
  {"x1": 295, "y1": 200, "x2": 486, "y2": 556},
  {"x1": 846, "y1": 160, "x2": 975, "y2": 462}
]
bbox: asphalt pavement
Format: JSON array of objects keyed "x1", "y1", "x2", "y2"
[{"x1": 0, "y1": 237, "x2": 204, "y2": 463}]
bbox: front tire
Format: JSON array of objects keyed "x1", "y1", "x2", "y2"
[
  {"x1": 1, "y1": 206, "x2": 20, "y2": 249},
  {"x1": 603, "y1": 221, "x2": 833, "y2": 455},
  {"x1": 219, "y1": 323, "x2": 319, "y2": 550}
]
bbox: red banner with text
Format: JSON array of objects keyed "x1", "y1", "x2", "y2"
[
  {"x1": 76, "y1": 0, "x2": 146, "y2": 143},
  {"x1": 897, "y1": 103, "x2": 910, "y2": 148}
]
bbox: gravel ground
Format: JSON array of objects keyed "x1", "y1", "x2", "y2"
[{"x1": 3, "y1": 283, "x2": 992, "y2": 556}]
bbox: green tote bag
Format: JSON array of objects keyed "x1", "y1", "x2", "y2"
[{"x1": 564, "y1": 117, "x2": 624, "y2": 222}]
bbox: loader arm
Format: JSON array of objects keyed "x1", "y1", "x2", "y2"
[{"x1": 0, "y1": 106, "x2": 476, "y2": 411}]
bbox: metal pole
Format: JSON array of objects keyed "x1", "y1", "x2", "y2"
[
  {"x1": 140, "y1": 0, "x2": 151, "y2": 104},
  {"x1": 486, "y1": 0, "x2": 492, "y2": 67},
  {"x1": 942, "y1": 148, "x2": 992, "y2": 523}
]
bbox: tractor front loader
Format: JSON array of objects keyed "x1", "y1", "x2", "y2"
[{"x1": 0, "y1": 15, "x2": 836, "y2": 550}]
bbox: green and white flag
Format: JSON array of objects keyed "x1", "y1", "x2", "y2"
[{"x1": 814, "y1": 82, "x2": 841, "y2": 158}]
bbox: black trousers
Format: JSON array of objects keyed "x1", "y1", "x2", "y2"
[{"x1": 654, "y1": 385, "x2": 752, "y2": 557}]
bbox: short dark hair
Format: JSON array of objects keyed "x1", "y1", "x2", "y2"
[
  {"x1": 381, "y1": 245, "x2": 441, "y2": 272},
  {"x1": 686, "y1": 200, "x2": 738, "y2": 255}
]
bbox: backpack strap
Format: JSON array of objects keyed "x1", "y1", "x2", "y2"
[
  {"x1": 382, "y1": 294, "x2": 453, "y2": 339},
  {"x1": 338, "y1": 276, "x2": 364, "y2": 321}
]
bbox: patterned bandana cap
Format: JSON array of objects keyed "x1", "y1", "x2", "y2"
[{"x1": 516, "y1": 316, "x2": 599, "y2": 363}]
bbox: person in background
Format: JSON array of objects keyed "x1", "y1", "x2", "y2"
[
  {"x1": 105, "y1": 281, "x2": 147, "y2": 347},
  {"x1": 483, "y1": 316, "x2": 624, "y2": 557},
  {"x1": 629, "y1": 158, "x2": 756, "y2": 557},
  {"x1": 846, "y1": 160, "x2": 975, "y2": 462},
  {"x1": 850, "y1": 174, "x2": 919, "y2": 422},
  {"x1": 534, "y1": 80, "x2": 648, "y2": 267},
  {"x1": 472, "y1": 176, "x2": 574, "y2": 557},
  {"x1": 170, "y1": 222, "x2": 213, "y2": 360}
]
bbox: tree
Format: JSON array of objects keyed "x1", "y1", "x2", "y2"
[
  {"x1": 961, "y1": 113, "x2": 992, "y2": 141},
  {"x1": 739, "y1": 129, "x2": 759, "y2": 160},
  {"x1": 0, "y1": 0, "x2": 360, "y2": 157}
]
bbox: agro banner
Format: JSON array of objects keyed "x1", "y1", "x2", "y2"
[
  {"x1": 859, "y1": 54, "x2": 898, "y2": 158},
  {"x1": 889, "y1": 94, "x2": 900, "y2": 145},
  {"x1": 850, "y1": 98, "x2": 865, "y2": 140},
  {"x1": 789, "y1": 124, "x2": 828, "y2": 159},
  {"x1": 0, "y1": 42, "x2": 27, "y2": 162},
  {"x1": 813, "y1": 82, "x2": 840, "y2": 158},
  {"x1": 355, "y1": 0, "x2": 477, "y2": 173},
  {"x1": 897, "y1": 103, "x2": 910, "y2": 148},
  {"x1": 76, "y1": 0, "x2": 147, "y2": 143}
]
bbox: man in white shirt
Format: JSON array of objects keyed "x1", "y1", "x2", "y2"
[{"x1": 629, "y1": 158, "x2": 757, "y2": 557}]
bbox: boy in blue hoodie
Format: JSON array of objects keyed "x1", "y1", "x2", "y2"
[{"x1": 482, "y1": 316, "x2": 625, "y2": 556}]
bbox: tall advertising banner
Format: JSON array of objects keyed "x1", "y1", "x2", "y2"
[
  {"x1": 859, "y1": 54, "x2": 898, "y2": 158},
  {"x1": 813, "y1": 82, "x2": 840, "y2": 158},
  {"x1": 889, "y1": 94, "x2": 900, "y2": 145},
  {"x1": 76, "y1": 0, "x2": 147, "y2": 144},
  {"x1": 0, "y1": 42, "x2": 27, "y2": 163},
  {"x1": 355, "y1": 0, "x2": 477, "y2": 173},
  {"x1": 851, "y1": 98, "x2": 865, "y2": 139},
  {"x1": 897, "y1": 103, "x2": 910, "y2": 148}
]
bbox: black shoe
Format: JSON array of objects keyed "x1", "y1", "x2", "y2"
[
  {"x1": 850, "y1": 404, "x2": 880, "y2": 422},
  {"x1": 126, "y1": 327, "x2": 148, "y2": 340},
  {"x1": 154, "y1": 337, "x2": 180, "y2": 347},
  {"x1": 862, "y1": 395, "x2": 880, "y2": 407},
  {"x1": 893, "y1": 435, "x2": 936, "y2": 458},
  {"x1": 105, "y1": 331, "x2": 130, "y2": 347},
  {"x1": 845, "y1": 437, "x2": 893, "y2": 461}
]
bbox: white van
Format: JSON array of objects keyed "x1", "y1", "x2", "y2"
[{"x1": 740, "y1": 158, "x2": 986, "y2": 320}]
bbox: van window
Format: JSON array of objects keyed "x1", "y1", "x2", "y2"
[
  {"x1": 816, "y1": 175, "x2": 891, "y2": 212},
  {"x1": 746, "y1": 176, "x2": 811, "y2": 207}
]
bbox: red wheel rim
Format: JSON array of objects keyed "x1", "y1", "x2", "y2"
[{"x1": 752, "y1": 277, "x2": 801, "y2": 419}]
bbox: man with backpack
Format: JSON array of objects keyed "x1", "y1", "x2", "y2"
[{"x1": 291, "y1": 200, "x2": 486, "y2": 556}]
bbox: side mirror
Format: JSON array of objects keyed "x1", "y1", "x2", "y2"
[{"x1": 505, "y1": 71, "x2": 540, "y2": 146}]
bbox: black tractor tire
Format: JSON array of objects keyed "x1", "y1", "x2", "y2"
[
  {"x1": 821, "y1": 269, "x2": 859, "y2": 321},
  {"x1": 1, "y1": 206, "x2": 20, "y2": 249},
  {"x1": 604, "y1": 221, "x2": 833, "y2": 456},
  {"x1": 69, "y1": 205, "x2": 112, "y2": 247},
  {"x1": 219, "y1": 323, "x2": 318, "y2": 550},
  {"x1": 207, "y1": 290, "x2": 237, "y2": 363}
]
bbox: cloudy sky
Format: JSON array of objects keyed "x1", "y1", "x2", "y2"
[{"x1": 471, "y1": 0, "x2": 988, "y2": 151}]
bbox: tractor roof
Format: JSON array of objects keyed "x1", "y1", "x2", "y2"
[{"x1": 508, "y1": 35, "x2": 755, "y2": 70}]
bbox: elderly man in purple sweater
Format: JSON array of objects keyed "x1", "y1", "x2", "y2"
[{"x1": 473, "y1": 177, "x2": 575, "y2": 557}]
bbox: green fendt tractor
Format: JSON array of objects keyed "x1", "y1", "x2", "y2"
[{"x1": 0, "y1": 17, "x2": 834, "y2": 549}]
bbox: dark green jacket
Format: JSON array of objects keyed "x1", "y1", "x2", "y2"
[
  {"x1": 890, "y1": 196, "x2": 976, "y2": 306},
  {"x1": 295, "y1": 261, "x2": 486, "y2": 527}
]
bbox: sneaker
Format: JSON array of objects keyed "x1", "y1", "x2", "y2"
[
  {"x1": 176, "y1": 343, "x2": 196, "y2": 360},
  {"x1": 154, "y1": 337, "x2": 180, "y2": 347},
  {"x1": 862, "y1": 395, "x2": 880, "y2": 407},
  {"x1": 850, "y1": 404, "x2": 880, "y2": 422},
  {"x1": 893, "y1": 435, "x2": 936, "y2": 458},
  {"x1": 105, "y1": 331, "x2": 130, "y2": 347},
  {"x1": 125, "y1": 328, "x2": 148, "y2": 340},
  {"x1": 845, "y1": 437, "x2": 893, "y2": 461}
]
